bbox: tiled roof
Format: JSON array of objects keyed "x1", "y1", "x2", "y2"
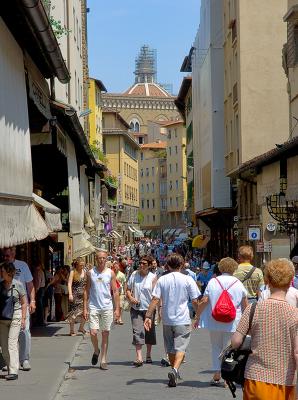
[
  {"x1": 161, "y1": 120, "x2": 184, "y2": 126},
  {"x1": 123, "y1": 83, "x2": 172, "y2": 98},
  {"x1": 141, "y1": 141, "x2": 167, "y2": 149}
]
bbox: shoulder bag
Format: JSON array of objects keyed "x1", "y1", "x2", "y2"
[{"x1": 221, "y1": 302, "x2": 257, "y2": 398}]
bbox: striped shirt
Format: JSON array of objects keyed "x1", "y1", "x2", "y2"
[{"x1": 237, "y1": 299, "x2": 298, "y2": 385}]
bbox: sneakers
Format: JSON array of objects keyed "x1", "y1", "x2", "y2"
[
  {"x1": 5, "y1": 374, "x2": 18, "y2": 381},
  {"x1": 22, "y1": 360, "x2": 31, "y2": 371},
  {"x1": 2, "y1": 366, "x2": 8, "y2": 372},
  {"x1": 91, "y1": 352, "x2": 99, "y2": 366},
  {"x1": 168, "y1": 368, "x2": 178, "y2": 387}
]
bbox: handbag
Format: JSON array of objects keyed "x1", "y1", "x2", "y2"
[
  {"x1": 122, "y1": 296, "x2": 131, "y2": 312},
  {"x1": 0, "y1": 285, "x2": 16, "y2": 320},
  {"x1": 221, "y1": 302, "x2": 257, "y2": 398}
]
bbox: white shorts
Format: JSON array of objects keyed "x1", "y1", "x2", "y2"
[{"x1": 89, "y1": 309, "x2": 114, "y2": 331}]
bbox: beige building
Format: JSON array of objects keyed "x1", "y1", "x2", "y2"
[
  {"x1": 223, "y1": 0, "x2": 289, "y2": 173},
  {"x1": 102, "y1": 110, "x2": 140, "y2": 241},
  {"x1": 88, "y1": 78, "x2": 107, "y2": 152},
  {"x1": 223, "y1": 0, "x2": 289, "y2": 246},
  {"x1": 164, "y1": 121, "x2": 187, "y2": 236},
  {"x1": 139, "y1": 142, "x2": 167, "y2": 237}
]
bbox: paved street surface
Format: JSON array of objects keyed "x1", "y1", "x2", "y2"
[
  {"x1": 0, "y1": 323, "x2": 82, "y2": 400},
  {"x1": 56, "y1": 314, "x2": 233, "y2": 400}
]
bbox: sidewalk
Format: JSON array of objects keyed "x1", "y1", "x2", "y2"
[{"x1": 0, "y1": 322, "x2": 83, "y2": 400}]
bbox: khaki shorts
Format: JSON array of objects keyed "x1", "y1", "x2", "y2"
[
  {"x1": 89, "y1": 309, "x2": 114, "y2": 331},
  {"x1": 163, "y1": 324, "x2": 191, "y2": 354}
]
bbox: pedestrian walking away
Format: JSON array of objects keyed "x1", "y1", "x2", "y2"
[
  {"x1": 144, "y1": 253, "x2": 200, "y2": 387},
  {"x1": 83, "y1": 249, "x2": 120, "y2": 370}
]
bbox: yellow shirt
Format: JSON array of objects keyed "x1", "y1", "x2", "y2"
[{"x1": 233, "y1": 263, "x2": 264, "y2": 298}]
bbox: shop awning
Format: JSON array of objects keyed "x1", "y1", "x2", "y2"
[
  {"x1": 167, "y1": 229, "x2": 176, "y2": 236},
  {"x1": 72, "y1": 230, "x2": 95, "y2": 258},
  {"x1": 111, "y1": 230, "x2": 122, "y2": 239},
  {"x1": 128, "y1": 226, "x2": 136, "y2": 233},
  {"x1": 192, "y1": 235, "x2": 210, "y2": 249},
  {"x1": 0, "y1": 32, "x2": 49, "y2": 248},
  {"x1": 145, "y1": 230, "x2": 152, "y2": 236},
  {"x1": 133, "y1": 228, "x2": 144, "y2": 238},
  {"x1": 175, "y1": 228, "x2": 183, "y2": 236},
  {"x1": 32, "y1": 193, "x2": 62, "y2": 232},
  {"x1": 163, "y1": 229, "x2": 170, "y2": 235}
]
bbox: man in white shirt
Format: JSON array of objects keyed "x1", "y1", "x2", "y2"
[
  {"x1": 83, "y1": 250, "x2": 120, "y2": 370},
  {"x1": 144, "y1": 253, "x2": 200, "y2": 387},
  {"x1": 3, "y1": 247, "x2": 36, "y2": 371}
]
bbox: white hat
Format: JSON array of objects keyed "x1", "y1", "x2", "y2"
[{"x1": 202, "y1": 261, "x2": 210, "y2": 270}]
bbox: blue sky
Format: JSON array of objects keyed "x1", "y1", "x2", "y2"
[{"x1": 87, "y1": 0, "x2": 200, "y2": 95}]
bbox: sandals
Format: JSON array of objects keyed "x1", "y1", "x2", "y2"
[
  {"x1": 210, "y1": 378, "x2": 223, "y2": 387},
  {"x1": 69, "y1": 332, "x2": 77, "y2": 337},
  {"x1": 145, "y1": 356, "x2": 152, "y2": 364},
  {"x1": 133, "y1": 360, "x2": 143, "y2": 367}
]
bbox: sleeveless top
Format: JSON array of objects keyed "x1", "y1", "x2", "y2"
[{"x1": 89, "y1": 267, "x2": 113, "y2": 311}]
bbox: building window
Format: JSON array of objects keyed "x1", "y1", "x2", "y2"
[
  {"x1": 174, "y1": 128, "x2": 177, "y2": 138},
  {"x1": 169, "y1": 147, "x2": 171, "y2": 156},
  {"x1": 140, "y1": 169, "x2": 143, "y2": 177},
  {"x1": 73, "y1": 8, "x2": 76, "y2": 41},
  {"x1": 168, "y1": 129, "x2": 171, "y2": 139},
  {"x1": 176, "y1": 163, "x2": 178, "y2": 172},
  {"x1": 141, "y1": 184, "x2": 144, "y2": 193},
  {"x1": 153, "y1": 215, "x2": 156, "y2": 222},
  {"x1": 176, "y1": 197, "x2": 179, "y2": 207},
  {"x1": 129, "y1": 118, "x2": 140, "y2": 132},
  {"x1": 147, "y1": 200, "x2": 150, "y2": 208},
  {"x1": 146, "y1": 184, "x2": 149, "y2": 192},
  {"x1": 146, "y1": 168, "x2": 149, "y2": 176},
  {"x1": 176, "y1": 180, "x2": 178, "y2": 189},
  {"x1": 170, "y1": 197, "x2": 172, "y2": 206},
  {"x1": 169, "y1": 164, "x2": 172, "y2": 173},
  {"x1": 152, "y1": 183, "x2": 155, "y2": 192},
  {"x1": 169, "y1": 181, "x2": 172, "y2": 190},
  {"x1": 141, "y1": 153, "x2": 144, "y2": 161},
  {"x1": 175, "y1": 145, "x2": 178, "y2": 154},
  {"x1": 152, "y1": 199, "x2": 155, "y2": 208},
  {"x1": 152, "y1": 166, "x2": 155, "y2": 176}
]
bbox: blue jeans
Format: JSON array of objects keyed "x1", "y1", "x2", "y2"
[{"x1": 19, "y1": 306, "x2": 31, "y2": 363}]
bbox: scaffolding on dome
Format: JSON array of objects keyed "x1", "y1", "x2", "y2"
[{"x1": 134, "y1": 45, "x2": 157, "y2": 84}]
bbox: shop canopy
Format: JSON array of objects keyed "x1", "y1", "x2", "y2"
[
  {"x1": 128, "y1": 226, "x2": 136, "y2": 233},
  {"x1": 192, "y1": 235, "x2": 210, "y2": 249},
  {"x1": 167, "y1": 229, "x2": 176, "y2": 237},
  {"x1": 72, "y1": 230, "x2": 95, "y2": 258},
  {"x1": 32, "y1": 193, "x2": 62, "y2": 232},
  {"x1": 133, "y1": 228, "x2": 144, "y2": 238}
]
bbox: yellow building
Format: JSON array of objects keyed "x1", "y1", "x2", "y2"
[
  {"x1": 102, "y1": 110, "x2": 141, "y2": 241},
  {"x1": 88, "y1": 78, "x2": 107, "y2": 158},
  {"x1": 164, "y1": 121, "x2": 187, "y2": 237},
  {"x1": 139, "y1": 141, "x2": 167, "y2": 237}
]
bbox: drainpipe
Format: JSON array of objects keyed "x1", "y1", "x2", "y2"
[{"x1": 21, "y1": 0, "x2": 70, "y2": 84}]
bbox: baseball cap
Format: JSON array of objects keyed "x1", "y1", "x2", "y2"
[{"x1": 292, "y1": 256, "x2": 298, "y2": 264}]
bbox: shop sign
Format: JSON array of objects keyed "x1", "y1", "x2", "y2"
[
  {"x1": 266, "y1": 222, "x2": 277, "y2": 232},
  {"x1": 256, "y1": 241, "x2": 272, "y2": 253},
  {"x1": 28, "y1": 71, "x2": 51, "y2": 119},
  {"x1": 248, "y1": 227, "x2": 261, "y2": 241}
]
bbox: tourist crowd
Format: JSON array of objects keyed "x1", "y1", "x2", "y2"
[{"x1": 0, "y1": 242, "x2": 297, "y2": 400}]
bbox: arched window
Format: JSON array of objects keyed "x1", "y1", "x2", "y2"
[
  {"x1": 129, "y1": 118, "x2": 140, "y2": 132},
  {"x1": 135, "y1": 121, "x2": 140, "y2": 132}
]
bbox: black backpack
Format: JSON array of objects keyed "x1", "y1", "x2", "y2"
[{"x1": 221, "y1": 302, "x2": 257, "y2": 398}]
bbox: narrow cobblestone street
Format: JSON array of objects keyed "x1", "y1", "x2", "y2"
[{"x1": 56, "y1": 315, "x2": 233, "y2": 400}]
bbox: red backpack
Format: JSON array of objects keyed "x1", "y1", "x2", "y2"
[{"x1": 212, "y1": 278, "x2": 238, "y2": 323}]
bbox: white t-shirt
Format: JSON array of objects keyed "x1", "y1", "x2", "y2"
[
  {"x1": 127, "y1": 271, "x2": 156, "y2": 311},
  {"x1": 14, "y1": 259, "x2": 33, "y2": 294},
  {"x1": 153, "y1": 271, "x2": 200, "y2": 326},
  {"x1": 200, "y1": 274, "x2": 247, "y2": 332},
  {"x1": 260, "y1": 286, "x2": 298, "y2": 308}
]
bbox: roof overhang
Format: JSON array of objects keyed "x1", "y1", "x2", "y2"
[
  {"x1": 93, "y1": 78, "x2": 107, "y2": 92},
  {"x1": 230, "y1": 136, "x2": 298, "y2": 178},
  {"x1": 284, "y1": 5, "x2": 298, "y2": 22},
  {"x1": 1, "y1": 0, "x2": 70, "y2": 83},
  {"x1": 51, "y1": 100, "x2": 106, "y2": 173},
  {"x1": 103, "y1": 129, "x2": 140, "y2": 150}
]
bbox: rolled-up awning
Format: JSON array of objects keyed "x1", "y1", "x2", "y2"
[
  {"x1": 32, "y1": 193, "x2": 62, "y2": 232},
  {"x1": 133, "y1": 228, "x2": 144, "y2": 238},
  {"x1": 112, "y1": 230, "x2": 122, "y2": 239},
  {"x1": 72, "y1": 230, "x2": 95, "y2": 258},
  {"x1": 128, "y1": 226, "x2": 136, "y2": 233}
]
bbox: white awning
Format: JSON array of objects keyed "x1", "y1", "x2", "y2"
[
  {"x1": 66, "y1": 136, "x2": 81, "y2": 234},
  {"x1": 0, "y1": 22, "x2": 49, "y2": 247},
  {"x1": 128, "y1": 226, "x2": 136, "y2": 233},
  {"x1": 167, "y1": 229, "x2": 176, "y2": 236},
  {"x1": 175, "y1": 228, "x2": 183, "y2": 236},
  {"x1": 32, "y1": 193, "x2": 62, "y2": 232},
  {"x1": 163, "y1": 229, "x2": 170, "y2": 235},
  {"x1": 112, "y1": 230, "x2": 122, "y2": 239},
  {"x1": 134, "y1": 228, "x2": 144, "y2": 238},
  {"x1": 72, "y1": 230, "x2": 95, "y2": 258}
]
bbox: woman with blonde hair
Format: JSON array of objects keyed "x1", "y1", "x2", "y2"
[
  {"x1": 232, "y1": 258, "x2": 298, "y2": 400},
  {"x1": 194, "y1": 257, "x2": 248, "y2": 386},
  {"x1": 65, "y1": 258, "x2": 88, "y2": 336}
]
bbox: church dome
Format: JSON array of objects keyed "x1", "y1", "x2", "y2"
[{"x1": 123, "y1": 83, "x2": 171, "y2": 98}]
